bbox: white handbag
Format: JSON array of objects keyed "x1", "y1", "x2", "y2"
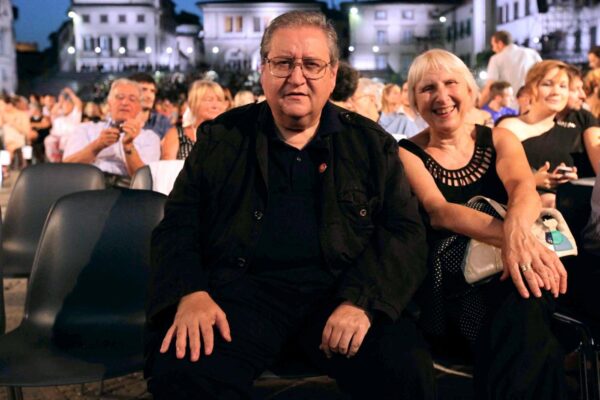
[{"x1": 462, "y1": 196, "x2": 578, "y2": 284}]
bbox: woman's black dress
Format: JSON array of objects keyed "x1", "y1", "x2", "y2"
[{"x1": 399, "y1": 125, "x2": 566, "y2": 399}]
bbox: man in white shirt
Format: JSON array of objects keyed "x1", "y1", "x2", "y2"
[
  {"x1": 63, "y1": 79, "x2": 160, "y2": 187},
  {"x1": 480, "y1": 31, "x2": 542, "y2": 108}
]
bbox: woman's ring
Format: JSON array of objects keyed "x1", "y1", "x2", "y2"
[{"x1": 519, "y1": 264, "x2": 530, "y2": 273}]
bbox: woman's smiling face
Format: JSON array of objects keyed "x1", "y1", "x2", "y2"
[
  {"x1": 414, "y1": 68, "x2": 472, "y2": 134},
  {"x1": 532, "y1": 68, "x2": 569, "y2": 113}
]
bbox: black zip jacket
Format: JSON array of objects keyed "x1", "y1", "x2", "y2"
[{"x1": 147, "y1": 101, "x2": 427, "y2": 325}]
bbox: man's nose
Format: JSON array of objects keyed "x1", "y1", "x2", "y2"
[{"x1": 288, "y1": 63, "x2": 306, "y2": 83}]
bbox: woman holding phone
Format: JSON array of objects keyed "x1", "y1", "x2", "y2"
[{"x1": 497, "y1": 60, "x2": 587, "y2": 207}]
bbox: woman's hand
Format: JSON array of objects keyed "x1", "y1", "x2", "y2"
[
  {"x1": 501, "y1": 219, "x2": 567, "y2": 299},
  {"x1": 534, "y1": 162, "x2": 553, "y2": 190},
  {"x1": 549, "y1": 163, "x2": 578, "y2": 186}
]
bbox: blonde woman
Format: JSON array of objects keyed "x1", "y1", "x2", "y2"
[
  {"x1": 161, "y1": 80, "x2": 225, "y2": 160},
  {"x1": 398, "y1": 49, "x2": 567, "y2": 399}
]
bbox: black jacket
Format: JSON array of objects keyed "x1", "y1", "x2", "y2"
[{"x1": 147, "y1": 101, "x2": 427, "y2": 324}]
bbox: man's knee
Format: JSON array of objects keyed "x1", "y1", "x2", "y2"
[{"x1": 336, "y1": 320, "x2": 435, "y2": 398}]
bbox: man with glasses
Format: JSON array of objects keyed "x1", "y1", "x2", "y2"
[
  {"x1": 63, "y1": 79, "x2": 160, "y2": 187},
  {"x1": 146, "y1": 11, "x2": 433, "y2": 399}
]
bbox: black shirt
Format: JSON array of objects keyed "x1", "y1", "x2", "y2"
[{"x1": 250, "y1": 109, "x2": 338, "y2": 292}]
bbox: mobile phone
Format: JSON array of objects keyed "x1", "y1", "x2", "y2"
[
  {"x1": 109, "y1": 120, "x2": 124, "y2": 134},
  {"x1": 556, "y1": 166, "x2": 573, "y2": 175}
]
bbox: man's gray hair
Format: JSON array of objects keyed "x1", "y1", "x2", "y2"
[
  {"x1": 260, "y1": 11, "x2": 339, "y2": 66},
  {"x1": 108, "y1": 78, "x2": 142, "y2": 100}
]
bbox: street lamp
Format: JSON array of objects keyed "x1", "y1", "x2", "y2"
[
  {"x1": 145, "y1": 46, "x2": 152, "y2": 54},
  {"x1": 372, "y1": 45, "x2": 380, "y2": 53},
  {"x1": 118, "y1": 47, "x2": 126, "y2": 55},
  {"x1": 439, "y1": 16, "x2": 447, "y2": 23},
  {"x1": 350, "y1": 7, "x2": 358, "y2": 15},
  {"x1": 67, "y1": 46, "x2": 75, "y2": 55},
  {"x1": 94, "y1": 46, "x2": 101, "y2": 54},
  {"x1": 348, "y1": 45, "x2": 355, "y2": 52},
  {"x1": 186, "y1": 47, "x2": 193, "y2": 54},
  {"x1": 68, "y1": 11, "x2": 77, "y2": 19},
  {"x1": 166, "y1": 46, "x2": 173, "y2": 54},
  {"x1": 212, "y1": 46, "x2": 220, "y2": 54}
]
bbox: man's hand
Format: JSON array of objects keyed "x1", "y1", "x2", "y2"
[
  {"x1": 160, "y1": 291, "x2": 231, "y2": 362},
  {"x1": 320, "y1": 301, "x2": 371, "y2": 359},
  {"x1": 120, "y1": 119, "x2": 142, "y2": 147},
  {"x1": 93, "y1": 127, "x2": 120, "y2": 152}
]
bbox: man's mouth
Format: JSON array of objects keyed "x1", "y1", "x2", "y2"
[{"x1": 432, "y1": 105, "x2": 456, "y2": 116}]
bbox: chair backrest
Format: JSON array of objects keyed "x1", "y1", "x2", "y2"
[
  {"x1": 23, "y1": 189, "x2": 166, "y2": 351},
  {"x1": 1, "y1": 163, "x2": 106, "y2": 278},
  {"x1": 130, "y1": 165, "x2": 152, "y2": 190}
]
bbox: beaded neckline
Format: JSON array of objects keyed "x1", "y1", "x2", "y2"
[{"x1": 423, "y1": 138, "x2": 493, "y2": 187}]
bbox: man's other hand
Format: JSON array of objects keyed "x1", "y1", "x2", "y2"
[
  {"x1": 320, "y1": 301, "x2": 371, "y2": 358},
  {"x1": 159, "y1": 291, "x2": 231, "y2": 362}
]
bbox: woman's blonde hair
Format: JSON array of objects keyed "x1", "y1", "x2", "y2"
[
  {"x1": 524, "y1": 60, "x2": 569, "y2": 101},
  {"x1": 187, "y1": 80, "x2": 225, "y2": 118},
  {"x1": 381, "y1": 83, "x2": 401, "y2": 113},
  {"x1": 406, "y1": 49, "x2": 479, "y2": 113}
]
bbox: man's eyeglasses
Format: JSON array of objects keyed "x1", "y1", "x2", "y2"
[{"x1": 264, "y1": 57, "x2": 331, "y2": 80}]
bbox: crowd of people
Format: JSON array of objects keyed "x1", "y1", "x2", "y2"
[{"x1": 1, "y1": 10, "x2": 599, "y2": 399}]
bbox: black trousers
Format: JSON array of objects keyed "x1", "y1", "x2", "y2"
[{"x1": 145, "y1": 275, "x2": 435, "y2": 399}]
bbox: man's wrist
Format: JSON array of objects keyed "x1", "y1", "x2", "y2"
[{"x1": 123, "y1": 145, "x2": 134, "y2": 155}]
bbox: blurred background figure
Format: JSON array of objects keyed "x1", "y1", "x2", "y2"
[
  {"x1": 82, "y1": 102, "x2": 103, "y2": 123},
  {"x1": 399, "y1": 81, "x2": 428, "y2": 130},
  {"x1": 481, "y1": 81, "x2": 518, "y2": 124},
  {"x1": 29, "y1": 102, "x2": 51, "y2": 163},
  {"x1": 515, "y1": 86, "x2": 532, "y2": 115},
  {"x1": 129, "y1": 73, "x2": 173, "y2": 140},
  {"x1": 329, "y1": 60, "x2": 359, "y2": 111},
  {"x1": 44, "y1": 87, "x2": 82, "y2": 162},
  {"x1": 233, "y1": 90, "x2": 255, "y2": 108},
  {"x1": 350, "y1": 77, "x2": 380, "y2": 122},
  {"x1": 162, "y1": 80, "x2": 225, "y2": 160},
  {"x1": 379, "y1": 83, "x2": 419, "y2": 140},
  {"x1": 1, "y1": 95, "x2": 31, "y2": 168}
]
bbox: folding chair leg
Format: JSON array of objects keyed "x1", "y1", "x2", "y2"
[{"x1": 6, "y1": 386, "x2": 23, "y2": 400}]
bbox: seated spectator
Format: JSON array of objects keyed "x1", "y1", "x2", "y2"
[
  {"x1": 82, "y1": 102, "x2": 103, "y2": 123},
  {"x1": 481, "y1": 81, "x2": 518, "y2": 123},
  {"x1": 29, "y1": 102, "x2": 51, "y2": 163},
  {"x1": 556, "y1": 64, "x2": 600, "y2": 176},
  {"x1": 44, "y1": 87, "x2": 82, "y2": 162},
  {"x1": 232, "y1": 90, "x2": 255, "y2": 108},
  {"x1": 1, "y1": 96, "x2": 31, "y2": 167},
  {"x1": 498, "y1": 61, "x2": 592, "y2": 207},
  {"x1": 329, "y1": 60, "x2": 359, "y2": 111},
  {"x1": 155, "y1": 96, "x2": 179, "y2": 125},
  {"x1": 516, "y1": 85, "x2": 532, "y2": 115},
  {"x1": 161, "y1": 80, "x2": 225, "y2": 160},
  {"x1": 398, "y1": 49, "x2": 568, "y2": 399},
  {"x1": 350, "y1": 77, "x2": 380, "y2": 122},
  {"x1": 399, "y1": 81, "x2": 428, "y2": 130},
  {"x1": 129, "y1": 73, "x2": 173, "y2": 139},
  {"x1": 379, "y1": 83, "x2": 419, "y2": 140},
  {"x1": 63, "y1": 78, "x2": 160, "y2": 187}
]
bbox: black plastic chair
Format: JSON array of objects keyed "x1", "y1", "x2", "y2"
[
  {"x1": 556, "y1": 179, "x2": 595, "y2": 245},
  {"x1": 0, "y1": 163, "x2": 106, "y2": 278},
  {"x1": 0, "y1": 189, "x2": 166, "y2": 399},
  {"x1": 130, "y1": 165, "x2": 152, "y2": 190}
]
